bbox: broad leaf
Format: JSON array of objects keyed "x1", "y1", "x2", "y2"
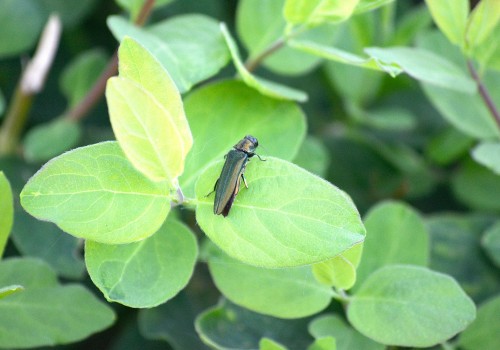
[
  {"x1": 312, "y1": 243, "x2": 362, "y2": 290},
  {"x1": 417, "y1": 30, "x2": 500, "y2": 140},
  {"x1": 195, "y1": 301, "x2": 312, "y2": 350},
  {"x1": 458, "y1": 296, "x2": 500, "y2": 350},
  {"x1": 471, "y1": 141, "x2": 500, "y2": 175},
  {"x1": 452, "y1": 158, "x2": 500, "y2": 212},
  {"x1": 139, "y1": 292, "x2": 211, "y2": 350},
  {"x1": 117, "y1": 37, "x2": 192, "y2": 158},
  {"x1": 237, "y1": 0, "x2": 339, "y2": 75},
  {"x1": 425, "y1": 0, "x2": 468, "y2": 46},
  {"x1": 482, "y1": 221, "x2": 500, "y2": 268},
  {"x1": 115, "y1": 0, "x2": 174, "y2": 20},
  {"x1": 20, "y1": 141, "x2": 171, "y2": 244},
  {"x1": 12, "y1": 209, "x2": 85, "y2": 279},
  {"x1": 427, "y1": 214, "x2": 500, "y2": 302},
  {"x1": 309, "y1": 314, "x2": 384, "y2": 350},
  {"x1": 0, "y1": 172, "x2": 13, "y2": 257},
  {"x1": 107, "y1": 14, "x2": 229, "y2": 93},
  {"x1": 425, "y1": 127, "x2": 474, "y2": 165},
  {"x1": 354, "y1": 201, "x2": 429, "y2": 289},
  {"x1": 108, "y1": 37, "x2": 191, "y2": 183},
  {"x1": 180, "y1": 80, "x2": 306, "y2": 198},
  {"x1": 260, "y1": 338, "x2": 288, "y2": 350},
  {"x1": 196, "y1": 157, "x2": 365, "y2": 268},
  {"x1": 60, "y1": 49, "x2": 108, "y2": 108},
  {"x1": 0, "y1": 0, "x2": 43, "y2": 57},
  {"x1": 0, "y1": 258, "x2": 115, "y2": 348},
  {"x1": 284, "y1": 0, "x2": 360, "y2": 26},
  {"x1": 85, "y1": 217, "x2": 198, "y2": 308},
  {"x1": 107, "y1": 77, "x2": 185, "y2": 183},
  {"x1": 307, "y1": 337, "x2": 336, "y2": 350},
  {"x1": 288, "y1": 40, "x2": 401, "y2": 76},
  {"x1": 348, "y1": 265, "x2": 476, "y2": 347},
  {"x1": 23, "y1": 119, "x2": 81, "y2": 162},
  {"x1": 220, "y1": 23, "x2": 307, "y2": 102},
  {"x1": 465, "y1": 0, "x2": 500, "y2": 53},
  {"x1": 207, "y1": 244, "x2": 333, "y2": 318},
  {"x1": 365, "y1": 46, "x2": 476, "y2": 93},
  {"x1": 293, "y1": 136, "x2": 330, "y2": 177}
]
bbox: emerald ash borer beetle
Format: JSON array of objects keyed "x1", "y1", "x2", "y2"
[{"x1": 209, "y1": 135, "x2": 265, "y2": 217}]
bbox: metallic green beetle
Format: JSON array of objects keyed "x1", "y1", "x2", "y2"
[{"x1": 211, "y1": 135, "x2": 264, "y2": 217}]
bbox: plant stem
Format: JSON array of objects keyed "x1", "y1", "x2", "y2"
[
  {"x1": 467, "y1": 60, "x2": 500, "y2": 130},
  {"x1": 0, "y1": 15, "x2": 61, "y2": 155},
  {"x1": 66, "y1": 0, "x2": 156, "y2": 122},
  {"x1": 66, "y1": 53, "x2": 119, "y2": 122},
  {"x1": 244, "y1": 37, "x2": 287, "y2": 73}
]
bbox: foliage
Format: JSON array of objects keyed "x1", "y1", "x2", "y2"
[{"x1": 1, "y1": 0, "x2": 499, "y2": 349}]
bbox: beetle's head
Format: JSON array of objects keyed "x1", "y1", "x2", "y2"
[{"x1": 234, "y1": 135, "x2": 259, "y2": 154}]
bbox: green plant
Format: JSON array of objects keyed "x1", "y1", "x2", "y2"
[{"x1": 1, "y1": 0, "x2": 499, "y2": 349}]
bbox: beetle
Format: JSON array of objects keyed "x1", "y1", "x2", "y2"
[{"x1": 209, "y1": 135, "x2": 265, "y2": 217}]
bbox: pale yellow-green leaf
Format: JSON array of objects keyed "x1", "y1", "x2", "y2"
[
  {"x1": 284, "y1": 0, "x2": 360, "y2": 26},
  {"x1": 107, "y1": 76, "x2": 185, "y2": 184},
  {"x1": 425, "y1": 0, "x2": 468, "y2": 46}
]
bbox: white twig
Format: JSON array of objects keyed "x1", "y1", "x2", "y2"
[{"x1": 20, "y1": 14, "x2": 62, "y2": 94}]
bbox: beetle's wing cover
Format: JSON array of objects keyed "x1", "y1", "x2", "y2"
[{"x1": 214, "y1": 150, "x2": 247, "y2": 215}]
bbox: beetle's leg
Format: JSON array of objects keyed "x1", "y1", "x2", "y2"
[
  {"x1": 241, "y1": 174, "x2": 249, "y2": 189},
  {"x1": 256, "y1": 154, "x2": 266, "y2": 161},
  {"x1": 206, "y1": 178, "x2": 219, "y2": 197}
]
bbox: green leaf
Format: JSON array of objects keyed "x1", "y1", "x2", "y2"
[
  {"x1": 237, "y1": 0, "x2": 339, "y2": 76},
  {"x1": 220, "y1": 23, "x2": 308, "y2": 102},
  {"x1": 0, "y1": 257, "x2": 115, "y2": 348},
  {"x1": 196, "y1": 157, "x2": 365, "y2": 268},
  {"x1": 195, "y1": 301, "x2": 313, "y2": 349},
  {"x1": 464, "y1": 0, "x2": 500, "y2": 53},
  {"x1": 458, "y1": 296, "x2": 500, "y2": 350},
  {"x1": 347, "y1": 265, "x2": 476, "y2": 347},
  {"x1": 307, "y1": 336, "x2": 336, "y2": 350},
  {"x1": 417, "y1": 30, "x2": 500, "y2": 140},
  {"x1": 365, "y1": 46, "x2": 476, "y2": 93},
  {"x1": 115, "y1": 0, "x2": 174, "y2": 20},
  {"x1": 390, "y1": 4, "x2": 432, "y2": 45},
  {"x1": 312, "y1": 243, "x2": 362, "y2": 289},
  {"x1": 107, "y1": 14, "x2": 229, "y2": 93},
  {"x1": 0, "y1": 285, "x2": 115, "y2": 348},
  {"x1": 23, "y1": 119, "x2": 82, "y2": 162},
  {"x1": 0, "y1": 0, "x2": 43, "y2": 57},
  {"x1": 60, "y1": 49, "x2": 108, "y2": 108},
  {"x1": 107, "y1": 77, "x2": 186, "y2": 183},
  {"x1": 0, "y1": 257, "x2": 58, "y2": 287},
  {"x1": 0, "y1": 285, "x2": 24, "y2": 299},
  {"x1": 293, "y1": 136, "x2": 330, "y2": 177},
  {"x1": 12, "y1": 209, "x2": 85, "y2": 279},
  {"x1": 452, "y1": 158, "x2": 500, "y2": 211},
  {"x1": 117, "y1": 37, "x2": 192, "y2": 159},
  {"x1": 425, "y1": 0, "x2": 468, "y2": 46},
  {"x1": 284, "y1": 0, "x2": 360, "y2": 26},
  {"x1": 207, "y1": 244, "x2": 333, "y2": 318},
  {"x1": 468, "y1": 18, "x2": 500, "y2": 71},
  {"x1": 107, "y1": 37, "x2": 192, "y2": 183},
  {"x1": 139, "y1": 292, "x2": 210, "y2": 350},
  {"x1": 179, "y1": 80, "x2": 306, "y2": 198},
  {"x1": 354, "y1": 0, "x2": 394, "y2": 14},
  {"x1": 260, "y1": 338, "x2": 288, "y2": 350},
  {"x1": 425, "y1": 127, "x2": 475, "y2": 165},
  {"x1": 354, "y1": 201, "x2": 429, "y2": 289},
  {"x1": 427, "y1": 214, "x2": 500, "y2": 302},
  {"x1": 482, "y1": 221, "x2": 500, "y2": 268},
  {"x1": 38, "y1": 0, "x2": 97, "y2": 27},
  {"x1": 309, "y1": 314, "x2": 384, "y2": 350},
  {"x1": 20, "y1": 141, "x2": 171, "y2": 244},
  {"x1": 85, "y1": 217, "x2": 197, "y2": 308},
  {"x1": 471, "y1": 141, "x2": 500, "y2": 175},
  {"x1": 0, "y1": 172, "x2": 13, "y2": 258},
  {"x1": 289, "y1": 40, "x2": 402, "y2": 76}
]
